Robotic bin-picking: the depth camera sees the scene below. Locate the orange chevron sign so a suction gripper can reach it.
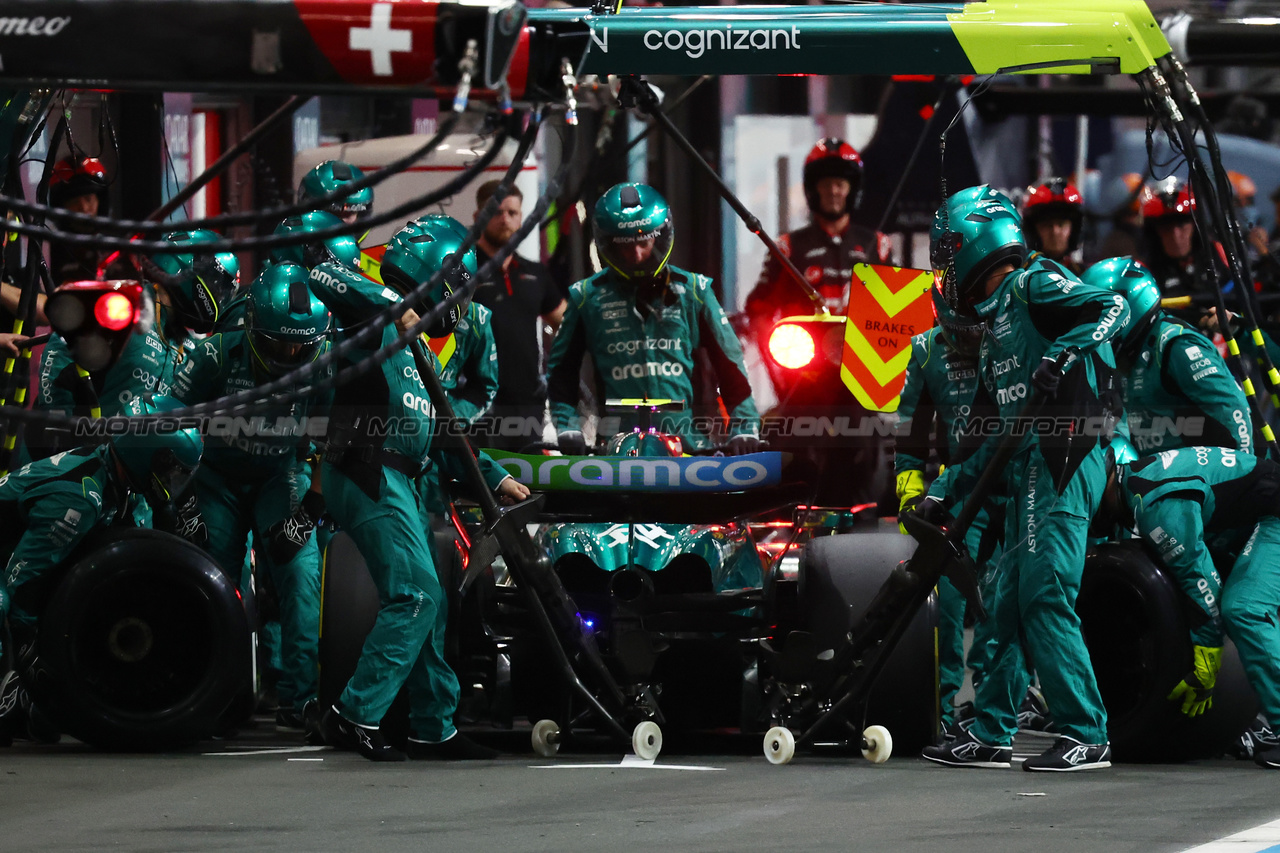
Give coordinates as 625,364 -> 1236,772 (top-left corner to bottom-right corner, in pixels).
427,330 -> 457,367
840,263 -> 934,412
359,243 -> 387,283
360,243 -> 457,368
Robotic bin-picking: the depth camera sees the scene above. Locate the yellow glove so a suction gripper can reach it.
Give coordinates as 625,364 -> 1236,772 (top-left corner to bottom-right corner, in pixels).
1167,645 -> 1223,717
896,469 -> 925,535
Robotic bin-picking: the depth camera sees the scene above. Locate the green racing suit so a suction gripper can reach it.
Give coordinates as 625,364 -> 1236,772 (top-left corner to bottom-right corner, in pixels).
33,287 -> 188,458
308,260 -> 508,739
1,446 -> 129,658
930,261 -> 1131,747
420,300 -> 504,520
1119,446 -> 1280,731
1122,316 -> 1252,455
895,327 -> 1005,724
171,330 -> 333,713
546,266 -> 759,449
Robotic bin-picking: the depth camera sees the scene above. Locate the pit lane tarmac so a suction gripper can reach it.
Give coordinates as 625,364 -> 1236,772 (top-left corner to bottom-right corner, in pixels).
2,724 -> 1278,853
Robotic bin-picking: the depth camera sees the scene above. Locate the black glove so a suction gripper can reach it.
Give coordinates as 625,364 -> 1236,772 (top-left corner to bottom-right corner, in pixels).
265,490 -> 325,565
1030,355 -> 1065,398
900,496 -> 953,543
557,430 -> 587,456
174,493 -> 209,548
727,433 -> 763,455
912,495 -> 948,527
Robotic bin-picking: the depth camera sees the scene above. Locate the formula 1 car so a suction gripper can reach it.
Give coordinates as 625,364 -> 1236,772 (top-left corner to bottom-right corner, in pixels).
319,400 -> 940,761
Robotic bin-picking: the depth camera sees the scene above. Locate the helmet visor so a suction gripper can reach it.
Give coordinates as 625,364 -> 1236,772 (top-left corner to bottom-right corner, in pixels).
598,230 -> 672,280
150,447 -> 199,505
251,331 -> 323,376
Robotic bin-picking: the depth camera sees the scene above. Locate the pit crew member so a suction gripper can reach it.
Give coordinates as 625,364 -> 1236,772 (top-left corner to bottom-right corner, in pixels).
745,138 -> 892,328
171,262 -> 333,731
1096,441 -> 1280,770
0,394 -> 202,677
916,185 -> 1129,772
1021,178 -> 1085,275
547,182 -> 761,454
1080,256 -> 1252,455
307,215 -> 526,761
33,230 -> 239,460
895,284 -> 1005,737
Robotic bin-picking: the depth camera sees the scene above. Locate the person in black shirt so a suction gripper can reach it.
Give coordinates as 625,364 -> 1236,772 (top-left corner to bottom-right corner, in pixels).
744,137 -> 892,327
470,181 -> 566,451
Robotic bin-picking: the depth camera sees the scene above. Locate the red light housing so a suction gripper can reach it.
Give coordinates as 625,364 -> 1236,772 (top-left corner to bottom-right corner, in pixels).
95,292 -> 136,331
46,280 -> 146,371
768,323 -> 816,370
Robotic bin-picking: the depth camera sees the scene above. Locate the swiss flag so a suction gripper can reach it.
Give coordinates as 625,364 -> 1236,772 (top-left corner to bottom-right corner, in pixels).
295,0 -> 437,84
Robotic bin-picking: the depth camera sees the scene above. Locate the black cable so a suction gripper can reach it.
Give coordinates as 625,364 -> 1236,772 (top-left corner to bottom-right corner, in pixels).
0,110 -> 552,429
0,117 -> 509,255
1140,63 -> 1280,459
0,106 -> 470,236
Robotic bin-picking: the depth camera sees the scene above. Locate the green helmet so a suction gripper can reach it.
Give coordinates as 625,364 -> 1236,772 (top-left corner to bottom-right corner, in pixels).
930,286 -> 984,359
270,211 -> 361,270
930,185 -> 1026,316
607,430 -> 682,458
246,262 -> 331,379
382,214 -> 478,338
593,183 -> 674,281
111,394 -> 203,507
1080,256 -> 1161,348
142,229 -> 240,333
298,160 -> 372,221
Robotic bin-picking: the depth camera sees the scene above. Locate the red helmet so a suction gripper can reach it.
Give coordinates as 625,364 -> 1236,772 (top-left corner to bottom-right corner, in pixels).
50,156 -> 108,207
803,137 -> 864,219
1142,181 -> 1195,222
1119,173 -> 1154,216
1021,177 -> 1084,252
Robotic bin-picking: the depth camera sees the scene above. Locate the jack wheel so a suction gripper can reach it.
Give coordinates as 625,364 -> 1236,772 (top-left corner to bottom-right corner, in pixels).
531,718 -> 561,758
632,720 -> 662,761
862,724 -> 892,763
763,725 -> 796,765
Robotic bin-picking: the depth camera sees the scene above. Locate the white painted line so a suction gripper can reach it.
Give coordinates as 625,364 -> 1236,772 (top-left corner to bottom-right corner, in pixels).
529,756 -> 724,772
1180,816 -> 1280,852
203,746 -> 329,757
287,758 -> 325,762
1017,792 -> 1046,797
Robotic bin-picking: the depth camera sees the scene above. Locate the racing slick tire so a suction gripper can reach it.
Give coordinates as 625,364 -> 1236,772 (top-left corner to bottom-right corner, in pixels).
1077,542 -> 1258,762
27,528 -> 252,751
318,532 -> 412,745
798,531 -> 938,755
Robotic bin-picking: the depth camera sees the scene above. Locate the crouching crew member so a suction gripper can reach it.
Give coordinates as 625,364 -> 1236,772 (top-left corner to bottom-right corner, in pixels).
171,262 -> 333,731
1097,441 -> 1280,770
